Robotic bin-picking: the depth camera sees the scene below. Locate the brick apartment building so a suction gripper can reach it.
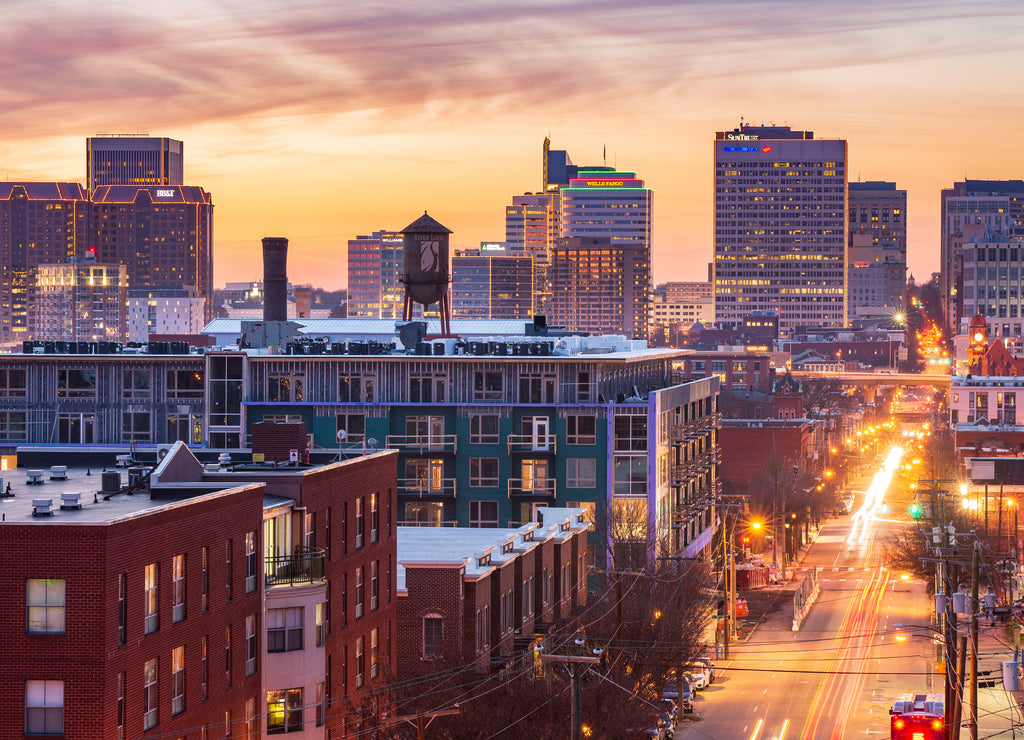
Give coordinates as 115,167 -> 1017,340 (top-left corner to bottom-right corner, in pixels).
396,508 -> 590,678
718,418 -> 826,488
1,439 -> 398,739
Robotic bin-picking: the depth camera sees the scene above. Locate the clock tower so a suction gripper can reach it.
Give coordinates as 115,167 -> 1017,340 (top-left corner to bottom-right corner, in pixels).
967,314 -> 989,372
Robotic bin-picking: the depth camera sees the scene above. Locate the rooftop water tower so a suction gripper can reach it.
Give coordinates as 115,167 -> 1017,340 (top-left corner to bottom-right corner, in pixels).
400,212 -> 453,335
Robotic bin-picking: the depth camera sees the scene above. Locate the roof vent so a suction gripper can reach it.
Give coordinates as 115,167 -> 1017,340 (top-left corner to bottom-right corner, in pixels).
60,493 -> 82,510
32,498 -> 53,517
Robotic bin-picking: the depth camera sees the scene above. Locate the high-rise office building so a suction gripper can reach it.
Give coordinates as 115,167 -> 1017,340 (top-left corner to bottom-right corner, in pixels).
0,183 -> 90,341
505,193 -> 556,315
551,237 -> 650,339
452,243 -> 533,319
713,125 -> 848,336
91,185 -> 214,321
30,256 -> 128,341
847,181 -> 907,323
346,231 -> 405,318
940,180 -> 1024,330
87,135 -> 184,191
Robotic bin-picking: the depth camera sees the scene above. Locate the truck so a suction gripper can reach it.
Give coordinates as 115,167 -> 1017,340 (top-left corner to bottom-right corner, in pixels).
889,693 -> 944,739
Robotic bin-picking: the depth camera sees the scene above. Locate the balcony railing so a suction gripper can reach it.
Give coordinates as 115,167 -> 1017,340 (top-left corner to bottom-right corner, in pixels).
265,548 -> 326,588
508,478 -> 556,497
385,434 -> 458,453
397,477 -> 456,497
507,434 -> 557,454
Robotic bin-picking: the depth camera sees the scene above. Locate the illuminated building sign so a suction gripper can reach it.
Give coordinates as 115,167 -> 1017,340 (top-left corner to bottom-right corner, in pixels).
579,180 -> 643,188
726,133 -> 759,140
480,244 -> 504,252
723,146 -> 774,153
156,189 -> 175,197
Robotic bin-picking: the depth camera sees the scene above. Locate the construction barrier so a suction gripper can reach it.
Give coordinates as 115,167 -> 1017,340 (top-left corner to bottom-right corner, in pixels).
792,568 -> 820,631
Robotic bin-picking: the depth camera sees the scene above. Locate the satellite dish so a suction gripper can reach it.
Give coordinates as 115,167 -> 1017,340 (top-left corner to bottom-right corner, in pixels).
367,438 -> 378,449
336,429 -> 347,442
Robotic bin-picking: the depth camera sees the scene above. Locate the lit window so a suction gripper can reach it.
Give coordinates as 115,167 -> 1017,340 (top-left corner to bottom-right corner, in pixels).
25,680 -> 63,736
26,579 -> 65,634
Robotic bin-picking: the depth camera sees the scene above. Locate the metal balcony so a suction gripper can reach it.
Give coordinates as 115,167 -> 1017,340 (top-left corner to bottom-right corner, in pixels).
508,478 -> 556,497
397,477 -> 456,497
507,434 -> 557,454
265,548 -> 326,588
385,434 -> 458,453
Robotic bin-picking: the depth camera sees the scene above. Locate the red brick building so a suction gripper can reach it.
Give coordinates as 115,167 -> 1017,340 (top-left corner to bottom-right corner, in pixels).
718,419 -> 825,488
396,508 -> 590,679
2,440 -> 398,739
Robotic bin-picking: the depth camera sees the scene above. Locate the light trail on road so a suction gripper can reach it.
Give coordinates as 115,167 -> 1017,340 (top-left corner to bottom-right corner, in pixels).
847,446 -> 903,545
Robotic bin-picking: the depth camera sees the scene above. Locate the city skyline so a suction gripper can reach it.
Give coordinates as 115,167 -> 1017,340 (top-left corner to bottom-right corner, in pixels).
3,0 -> 1023,289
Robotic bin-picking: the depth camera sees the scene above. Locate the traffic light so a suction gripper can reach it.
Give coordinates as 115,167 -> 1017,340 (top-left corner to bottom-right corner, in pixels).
910,503 -> 922,518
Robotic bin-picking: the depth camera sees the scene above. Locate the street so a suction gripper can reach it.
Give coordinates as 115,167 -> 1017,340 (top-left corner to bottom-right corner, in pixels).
679,452 -> 938,739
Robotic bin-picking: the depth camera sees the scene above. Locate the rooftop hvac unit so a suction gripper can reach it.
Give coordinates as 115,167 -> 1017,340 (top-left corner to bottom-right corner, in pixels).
101,471 -> 121,494
157,444 -> 174,462
32,499 -> 53,517
60,493 -> 82,510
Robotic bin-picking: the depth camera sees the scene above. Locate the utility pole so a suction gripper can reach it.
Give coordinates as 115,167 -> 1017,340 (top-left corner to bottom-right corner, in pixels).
539,637 -> 602,740
385,707 -> 461,739
969,543 -> 980,740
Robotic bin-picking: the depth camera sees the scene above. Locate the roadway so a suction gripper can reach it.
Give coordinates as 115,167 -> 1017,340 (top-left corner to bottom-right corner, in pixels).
678,448 -> 938,740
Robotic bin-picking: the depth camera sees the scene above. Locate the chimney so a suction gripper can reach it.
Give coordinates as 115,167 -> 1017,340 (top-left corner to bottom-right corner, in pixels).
262,237 -> 288,322
295,286 -> 312,319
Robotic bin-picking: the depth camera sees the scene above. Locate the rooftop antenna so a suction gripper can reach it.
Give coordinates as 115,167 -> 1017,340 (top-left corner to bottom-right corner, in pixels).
603,144 -> 606,166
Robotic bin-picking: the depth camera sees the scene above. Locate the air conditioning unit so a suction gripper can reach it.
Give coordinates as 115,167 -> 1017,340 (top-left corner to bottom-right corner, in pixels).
157,444 -> 174,462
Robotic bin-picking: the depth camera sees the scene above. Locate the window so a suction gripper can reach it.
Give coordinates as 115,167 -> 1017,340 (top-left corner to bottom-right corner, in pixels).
423,615 -> 444,658
246,697 -> 257,740
25,680 -> 63,736
470,414 -> 500,444
167,369 -> 205,398
267,607 -> 303,652
245,615 -> 257,676
370,561 -> 379,611
404,500 -> 443,526
315,682 -> 326,727
117,673 -> 125,740
473,370 -> 503,400
304,512 -> 315,550
370,493 -> 379,544
469,500 -> 499,528
57,367 -> 96,398
0,410 -> 27,441
201,636 -> 209,700
268,372 -> 304,402
355,636 -> 365,688
122,369 -> 151,399
172,555 -> 185,622
409,371 -> 446,402
144,564 -> 159,634
576,371 -> 592,402
370,628 -> 379,679
245,532 -> 257,593
267,688 -> 303,734
0,367 -> 27,397
167,412 -> 203,445
355,567 -> 364,618
335,413 -> 365,443
201,547 -> 209,611
566,415 -> 597,445
118,573 -> 127,644
143,659 -> 158,730
356,498 -> 364,548
315,603 -> 326,647
26,579 -> 65,634
225,540 -> 233,602
469,458 -> 499,487
338,372 -> 375,402
122,410 -> 152,442
518,371 -> 556,403
172,646 -> 186,715
523,577 -> 534,618
614,414 -> 647,451
566,458 -> 597,488
225,625 -> 232,688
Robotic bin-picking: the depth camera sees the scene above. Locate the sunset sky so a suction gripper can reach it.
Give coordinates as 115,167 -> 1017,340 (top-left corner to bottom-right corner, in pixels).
2,0 -> 1023,290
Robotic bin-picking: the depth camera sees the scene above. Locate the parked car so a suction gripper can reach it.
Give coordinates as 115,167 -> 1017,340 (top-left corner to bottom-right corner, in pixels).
687,663 -> 710,690
693,656 -> 716,684
662,679 -> 694,714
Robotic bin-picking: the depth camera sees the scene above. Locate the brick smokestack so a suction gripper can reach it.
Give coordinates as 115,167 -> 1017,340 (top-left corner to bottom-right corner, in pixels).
262,237 -> 288,322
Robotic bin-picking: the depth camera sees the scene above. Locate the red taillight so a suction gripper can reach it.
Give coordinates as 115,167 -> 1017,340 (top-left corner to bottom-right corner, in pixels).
931,720 -> 942,729
894,719 -> 905,729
